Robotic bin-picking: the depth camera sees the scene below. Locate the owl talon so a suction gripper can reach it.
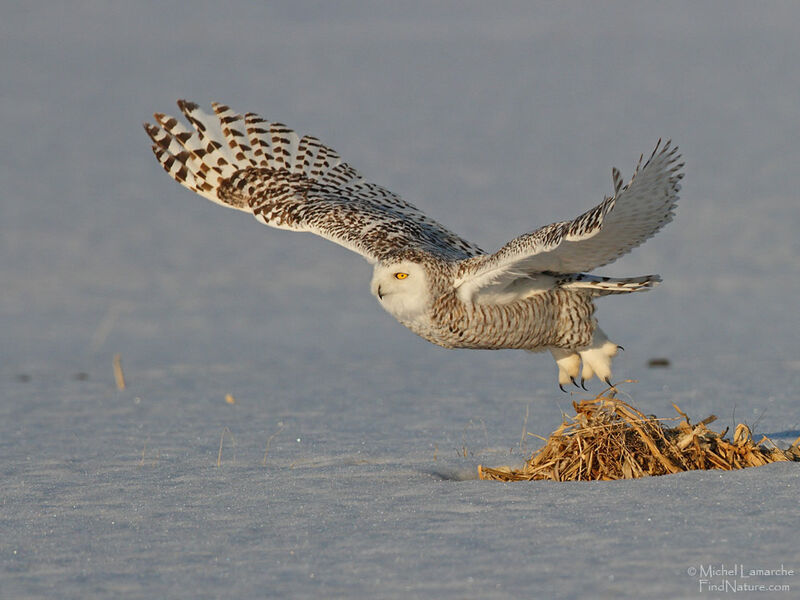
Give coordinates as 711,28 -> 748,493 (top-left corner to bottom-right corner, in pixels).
551,348 -> 581,393
580,378 -> 588,390
571,376 -> 580,388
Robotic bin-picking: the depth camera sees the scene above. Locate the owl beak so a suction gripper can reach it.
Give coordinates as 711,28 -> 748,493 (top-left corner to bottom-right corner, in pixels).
377,285 -> 384,300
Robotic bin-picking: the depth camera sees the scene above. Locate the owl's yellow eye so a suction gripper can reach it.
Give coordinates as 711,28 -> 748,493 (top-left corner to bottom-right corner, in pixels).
394,272 -> 409,280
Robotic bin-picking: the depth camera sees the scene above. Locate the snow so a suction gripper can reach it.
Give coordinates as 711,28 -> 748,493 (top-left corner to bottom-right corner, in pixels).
2,2 -> 799,598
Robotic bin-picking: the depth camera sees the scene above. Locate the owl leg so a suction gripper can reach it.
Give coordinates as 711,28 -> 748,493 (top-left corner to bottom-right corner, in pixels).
578,328 -> 619,387
549,348 -> 582,392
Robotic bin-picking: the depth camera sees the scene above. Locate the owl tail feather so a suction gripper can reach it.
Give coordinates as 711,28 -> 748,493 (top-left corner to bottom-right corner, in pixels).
560,274 -> 661,296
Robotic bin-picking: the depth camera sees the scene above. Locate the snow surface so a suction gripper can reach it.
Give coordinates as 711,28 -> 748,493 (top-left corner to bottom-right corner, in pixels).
2,2 -> 799,598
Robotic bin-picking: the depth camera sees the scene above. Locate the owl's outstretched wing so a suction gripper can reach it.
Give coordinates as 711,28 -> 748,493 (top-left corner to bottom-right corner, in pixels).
455,141 -> 683,302
144,101 -> 483,264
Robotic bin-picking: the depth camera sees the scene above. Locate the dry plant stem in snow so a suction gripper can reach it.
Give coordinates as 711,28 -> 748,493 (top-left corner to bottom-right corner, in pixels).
479,388 -> 796,482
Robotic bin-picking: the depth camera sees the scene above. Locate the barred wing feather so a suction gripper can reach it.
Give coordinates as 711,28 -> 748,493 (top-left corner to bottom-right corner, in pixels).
145,101 -> 483,264
455,141 -> 683,301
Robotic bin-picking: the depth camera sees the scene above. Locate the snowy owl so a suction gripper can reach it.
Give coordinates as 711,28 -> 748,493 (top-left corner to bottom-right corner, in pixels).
144,101 -> 682,390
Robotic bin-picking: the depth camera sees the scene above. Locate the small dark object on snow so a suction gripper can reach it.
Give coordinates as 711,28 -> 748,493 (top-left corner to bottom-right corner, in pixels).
647,357 -> 671,368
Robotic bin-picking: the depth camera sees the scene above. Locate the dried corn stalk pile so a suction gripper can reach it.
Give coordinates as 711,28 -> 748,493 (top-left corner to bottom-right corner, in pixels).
479,393 -> 797,482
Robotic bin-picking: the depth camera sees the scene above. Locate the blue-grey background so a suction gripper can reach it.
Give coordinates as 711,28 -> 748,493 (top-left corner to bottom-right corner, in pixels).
2,2 -> 799,598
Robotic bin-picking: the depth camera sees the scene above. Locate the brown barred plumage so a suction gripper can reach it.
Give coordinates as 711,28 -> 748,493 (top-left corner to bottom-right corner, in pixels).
144,101 -> 683,389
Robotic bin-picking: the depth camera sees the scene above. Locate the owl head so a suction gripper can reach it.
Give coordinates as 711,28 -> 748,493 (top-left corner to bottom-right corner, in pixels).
370,259 -> 432,323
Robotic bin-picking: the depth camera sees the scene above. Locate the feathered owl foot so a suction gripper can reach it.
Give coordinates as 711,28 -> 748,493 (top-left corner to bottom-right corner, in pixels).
550,329 -> 619,391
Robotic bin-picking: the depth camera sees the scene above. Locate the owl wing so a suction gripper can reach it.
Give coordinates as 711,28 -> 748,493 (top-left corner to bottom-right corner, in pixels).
144,101 -> 483,264
455,141 -> 683,302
